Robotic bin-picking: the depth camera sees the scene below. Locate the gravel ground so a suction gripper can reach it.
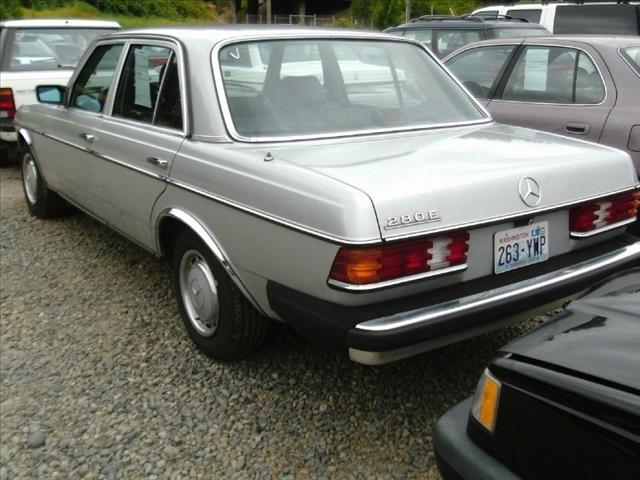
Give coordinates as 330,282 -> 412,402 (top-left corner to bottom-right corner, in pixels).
1,162 -> 550,479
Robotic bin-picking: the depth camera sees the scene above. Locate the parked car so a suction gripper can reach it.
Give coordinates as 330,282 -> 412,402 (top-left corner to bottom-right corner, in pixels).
14,27 -> 640,365
384,15 -> 549,58
444,36 -> 640,176
472,1 -> 640,35
434,268 -> 640,479
0,19 -> 121,162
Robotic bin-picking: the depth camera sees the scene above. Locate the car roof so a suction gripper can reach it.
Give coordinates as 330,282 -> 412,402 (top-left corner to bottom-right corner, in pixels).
390,15 -> 547,30
447,35 -> 640,52
111,25 -> 406,43
0,19 -> 121,28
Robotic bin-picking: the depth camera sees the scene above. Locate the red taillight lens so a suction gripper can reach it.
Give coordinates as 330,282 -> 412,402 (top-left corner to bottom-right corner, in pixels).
0,88 -> 16,120
569,191 -> 640,233
329,232 -> 469,286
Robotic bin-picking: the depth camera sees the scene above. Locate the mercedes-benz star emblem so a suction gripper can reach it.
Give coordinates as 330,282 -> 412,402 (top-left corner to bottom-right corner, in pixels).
518,177 -> 541,207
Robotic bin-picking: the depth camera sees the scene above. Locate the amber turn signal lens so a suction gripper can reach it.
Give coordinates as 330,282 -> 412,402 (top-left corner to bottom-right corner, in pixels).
470,369 -> 502,433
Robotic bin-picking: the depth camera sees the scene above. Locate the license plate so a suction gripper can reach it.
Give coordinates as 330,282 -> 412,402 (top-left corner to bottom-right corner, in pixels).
494,222 -> 549,274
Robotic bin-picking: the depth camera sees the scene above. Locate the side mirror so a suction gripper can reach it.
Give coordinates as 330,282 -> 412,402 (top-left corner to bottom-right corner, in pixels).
36,85 -> 66,105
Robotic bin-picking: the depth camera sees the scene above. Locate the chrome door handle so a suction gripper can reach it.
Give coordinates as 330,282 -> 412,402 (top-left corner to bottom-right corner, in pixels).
147,156 -> 168,169
79,132 -> 95,143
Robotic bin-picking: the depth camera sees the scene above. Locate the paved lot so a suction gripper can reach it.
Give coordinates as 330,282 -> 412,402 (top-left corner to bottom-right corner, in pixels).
1,162 -> 549,479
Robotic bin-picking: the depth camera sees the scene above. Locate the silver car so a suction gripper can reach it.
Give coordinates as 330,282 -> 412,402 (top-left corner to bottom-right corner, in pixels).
14,27 -> 640,365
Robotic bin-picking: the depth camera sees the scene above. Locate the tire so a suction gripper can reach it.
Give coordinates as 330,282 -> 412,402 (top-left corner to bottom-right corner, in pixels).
21,148 -> 67,218
172,230 -> 269,360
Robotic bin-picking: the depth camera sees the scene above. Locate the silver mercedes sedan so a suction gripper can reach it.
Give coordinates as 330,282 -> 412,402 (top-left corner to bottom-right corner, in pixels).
14,27 -> 640,365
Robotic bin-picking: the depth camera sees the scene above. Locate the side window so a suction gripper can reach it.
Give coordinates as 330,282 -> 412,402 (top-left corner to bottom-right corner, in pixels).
554,5 -> 639,35
446,45 -> 517,98
434,30 -> 482,58
155,54 -> 183,130
113,45 -> 172,124
506,9 -> 542,23
404,29 -> 433,51
502,46 -> 574,103
69,43 -> 123,112
574,51 -> 605,104
475,10 -> 499,18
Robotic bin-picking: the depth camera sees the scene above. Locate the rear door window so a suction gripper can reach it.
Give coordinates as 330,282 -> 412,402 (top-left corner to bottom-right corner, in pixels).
501,46 -> 605,104
404,29 -> 433,51
554,5 -> 639,35
69,43 -> 123,113
113,44 -> 183,130
506,9 -> 542,23
434,30 -> 482,58
446,45 -> 518,98
620,46 -> 640,77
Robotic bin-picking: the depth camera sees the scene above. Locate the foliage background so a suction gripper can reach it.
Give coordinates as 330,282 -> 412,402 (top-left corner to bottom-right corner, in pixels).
2,0 -> 481,29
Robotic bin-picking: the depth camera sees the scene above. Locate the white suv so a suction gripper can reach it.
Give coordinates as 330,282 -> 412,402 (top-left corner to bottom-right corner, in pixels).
0,19 -> 120,161
472,2 -> 640,35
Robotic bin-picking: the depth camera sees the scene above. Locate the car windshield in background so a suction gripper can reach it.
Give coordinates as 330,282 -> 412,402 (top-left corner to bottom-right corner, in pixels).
217,39 -> 486,140
493,28 -> 549,38
4,28 -> 117,71
620,46 -> 640,76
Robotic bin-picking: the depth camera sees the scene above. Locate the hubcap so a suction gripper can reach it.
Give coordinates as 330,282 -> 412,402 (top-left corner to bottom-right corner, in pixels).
23,154 -> 38,206
179,250 -> 219,337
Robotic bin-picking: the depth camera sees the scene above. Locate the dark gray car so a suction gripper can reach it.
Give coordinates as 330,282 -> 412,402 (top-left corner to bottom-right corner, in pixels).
444,36 -> 640,175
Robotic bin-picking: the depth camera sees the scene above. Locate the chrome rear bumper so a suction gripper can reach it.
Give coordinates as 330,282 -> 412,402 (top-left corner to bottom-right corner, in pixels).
349,239 -> 640,364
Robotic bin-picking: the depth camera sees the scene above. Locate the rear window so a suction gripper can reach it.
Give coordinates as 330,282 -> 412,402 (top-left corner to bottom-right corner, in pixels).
506,9 -> 542,23
1,28 -> 118,71
554,5 -> 640,35
620,46 -> 640,76
492,27 -> 549,39
217,39 -> 486,140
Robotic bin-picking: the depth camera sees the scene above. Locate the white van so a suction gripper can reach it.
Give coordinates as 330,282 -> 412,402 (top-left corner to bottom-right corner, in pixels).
471,2 -> 640,34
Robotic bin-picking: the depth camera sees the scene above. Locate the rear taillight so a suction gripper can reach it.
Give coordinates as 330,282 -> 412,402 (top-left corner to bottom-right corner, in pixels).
569,191 -> 640,234
0,88 -> 16,120
329,232 -> 469,286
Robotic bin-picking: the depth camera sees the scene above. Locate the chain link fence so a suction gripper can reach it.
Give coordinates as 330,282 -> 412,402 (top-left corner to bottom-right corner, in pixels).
241,14 -> 373,29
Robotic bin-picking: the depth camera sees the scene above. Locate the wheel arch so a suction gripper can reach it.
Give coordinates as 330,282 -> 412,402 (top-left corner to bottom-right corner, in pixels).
155,207 -> 266,315
17,128 -> 32,152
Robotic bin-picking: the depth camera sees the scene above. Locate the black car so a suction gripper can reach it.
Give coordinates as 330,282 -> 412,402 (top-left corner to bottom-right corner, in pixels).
384,15 -> 550,58
434,268 -> 640,479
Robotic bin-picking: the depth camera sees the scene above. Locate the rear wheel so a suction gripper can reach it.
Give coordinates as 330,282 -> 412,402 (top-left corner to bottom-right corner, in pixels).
21,149 -> 66,218
172,230 -> 269,359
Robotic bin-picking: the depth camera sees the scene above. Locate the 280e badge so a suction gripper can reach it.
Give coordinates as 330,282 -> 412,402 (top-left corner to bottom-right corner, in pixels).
385,210 -> 441,230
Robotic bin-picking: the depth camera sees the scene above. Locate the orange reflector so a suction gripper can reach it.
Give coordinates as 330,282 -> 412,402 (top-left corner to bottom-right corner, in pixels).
471,369 -> 501,433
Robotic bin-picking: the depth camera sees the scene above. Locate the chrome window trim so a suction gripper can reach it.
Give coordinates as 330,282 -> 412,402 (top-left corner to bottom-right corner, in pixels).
327,264 -> 467,292
496,42 -> 609,107
210,33 -> 491,143
66,39 -> 127,116
570,217 -> 637,238
384,185 -> 640,243
108,38 -> 188,136
618,45 -> 640,79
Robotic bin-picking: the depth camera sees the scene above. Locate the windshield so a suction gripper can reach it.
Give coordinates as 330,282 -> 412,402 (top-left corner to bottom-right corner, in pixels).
3,28 -> 118,71
493,28 -> 549,39
217,39 -> 486,140
620,46 -> 640,76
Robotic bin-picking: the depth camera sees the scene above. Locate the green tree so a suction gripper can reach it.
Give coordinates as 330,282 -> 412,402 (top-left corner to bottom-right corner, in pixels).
1,0 -> 23,19
371,0 -> 404,30
351,0 -> 373,20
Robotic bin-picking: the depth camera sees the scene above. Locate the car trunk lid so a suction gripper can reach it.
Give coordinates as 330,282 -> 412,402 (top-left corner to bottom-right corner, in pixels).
268,123 -> 637,240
